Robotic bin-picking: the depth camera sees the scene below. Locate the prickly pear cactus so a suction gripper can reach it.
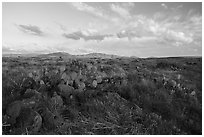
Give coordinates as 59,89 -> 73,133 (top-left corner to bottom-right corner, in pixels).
6,101 -> 22,125
51,92 -> 63,110
30,111 -> 42,134
92,80 -> 97,88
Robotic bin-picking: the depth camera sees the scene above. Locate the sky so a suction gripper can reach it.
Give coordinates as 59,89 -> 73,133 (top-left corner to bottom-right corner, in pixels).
2,2 -> 202,57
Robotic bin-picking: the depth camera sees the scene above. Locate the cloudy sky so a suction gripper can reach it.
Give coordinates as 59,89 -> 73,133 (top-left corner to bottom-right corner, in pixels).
2,2 -> 202,57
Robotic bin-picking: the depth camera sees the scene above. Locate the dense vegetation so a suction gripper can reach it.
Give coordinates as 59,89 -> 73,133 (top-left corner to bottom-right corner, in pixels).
2,55 -> 202,135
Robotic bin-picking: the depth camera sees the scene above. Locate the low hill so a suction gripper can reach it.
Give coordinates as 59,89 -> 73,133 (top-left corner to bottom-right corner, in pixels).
76,53 -> 120,59
37,52 -> 121,59
38,52 -> 73,58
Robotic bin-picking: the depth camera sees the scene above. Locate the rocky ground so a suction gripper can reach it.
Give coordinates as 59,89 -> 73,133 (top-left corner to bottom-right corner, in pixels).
2,56 -> 202,135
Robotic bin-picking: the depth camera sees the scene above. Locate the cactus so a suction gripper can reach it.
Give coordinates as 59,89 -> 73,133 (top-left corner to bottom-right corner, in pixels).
92,80 -> 97,88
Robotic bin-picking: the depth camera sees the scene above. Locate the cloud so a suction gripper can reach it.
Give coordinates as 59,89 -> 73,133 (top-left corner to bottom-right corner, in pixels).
163,30 -> 193,44
177,5 -> 183,9
2,46 -> 14,53
55,22 -> 67,31
121,2 -> 135,8
117,29 -> 144,40
71,3 -> 123,24
17,24 -> 43,36
171,4 -> 183,11
189,15 -> 202,25
63,32 -> 81,40
71,3 -> 109,20
63,30 -> 113,41
110,4 -> 130,18
114,13 -> 196,46
161,3 -> 168,9
60,11 -> 196,46
153,12 -> 166,20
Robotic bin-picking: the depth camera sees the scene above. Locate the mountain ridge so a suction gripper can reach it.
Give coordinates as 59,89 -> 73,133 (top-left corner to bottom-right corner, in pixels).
2,52 -> 123,59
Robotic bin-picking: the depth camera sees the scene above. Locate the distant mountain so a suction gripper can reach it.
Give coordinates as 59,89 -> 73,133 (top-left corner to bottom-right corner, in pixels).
3,52 -> 122,59
129,56 -> 139,58
38,52 -> 73,58
37,52 -> 120,59
76,53 -> 120,59
2,53 -> 38,57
